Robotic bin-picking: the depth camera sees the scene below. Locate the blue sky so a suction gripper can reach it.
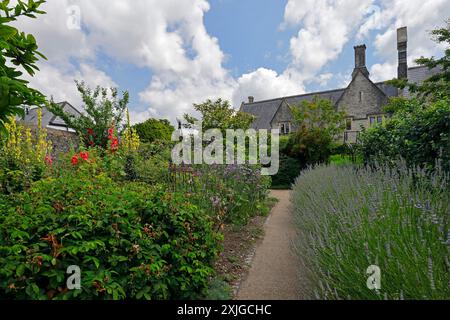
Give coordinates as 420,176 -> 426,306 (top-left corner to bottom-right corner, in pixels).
18,0 -> 449,123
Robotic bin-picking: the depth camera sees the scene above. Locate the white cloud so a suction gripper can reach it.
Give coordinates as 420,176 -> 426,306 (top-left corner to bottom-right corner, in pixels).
12,0 -> 449,125
23,63 -> 117,108
232,68 -> 304,106
284,0 -> 374,79
370,62 -> 397,82
360,0 -> 450,74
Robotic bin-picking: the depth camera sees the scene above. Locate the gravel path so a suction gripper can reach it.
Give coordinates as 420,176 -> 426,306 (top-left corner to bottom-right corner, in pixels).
236,189 -> 301,300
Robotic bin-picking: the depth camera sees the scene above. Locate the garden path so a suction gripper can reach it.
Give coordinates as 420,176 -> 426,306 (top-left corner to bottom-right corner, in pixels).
236,190 -> 301,300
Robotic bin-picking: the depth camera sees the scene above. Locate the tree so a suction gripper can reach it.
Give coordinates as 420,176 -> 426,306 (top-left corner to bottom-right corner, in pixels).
388,19 -> 449,101
48,81 -> 129,149
0,0 -> 47,134
287,96 -> 346,165
184,98 -> 255,132
132,118 -> 174,143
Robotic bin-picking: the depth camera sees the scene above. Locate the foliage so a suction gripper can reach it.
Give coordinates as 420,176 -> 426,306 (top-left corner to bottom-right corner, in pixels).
287,96 -> 346,166
132,117 -> 174,144
171,164 -> 271,226
0,112 -> 51,193
0,171 -> 222,299
291,163 -> 450,299
184,98 -> 255,132
270,154 -> 301,189
359,23 -> 450,172
358,97 -> 450,172
48,81 -> 129,149
0,0 -> 47,134
388,20 -> 449,101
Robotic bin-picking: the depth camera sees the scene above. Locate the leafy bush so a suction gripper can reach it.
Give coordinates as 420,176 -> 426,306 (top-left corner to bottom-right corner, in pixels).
270,154 -> 301,189
0,113 -> 51,193
132,118 -> 174,144
358,98 -> 450,172
171,164 -> 271,226
291,163 -> 449,299
0,173 -> 222,299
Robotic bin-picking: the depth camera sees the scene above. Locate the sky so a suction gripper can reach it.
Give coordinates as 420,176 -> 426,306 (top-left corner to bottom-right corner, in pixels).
14,0 -> 450,124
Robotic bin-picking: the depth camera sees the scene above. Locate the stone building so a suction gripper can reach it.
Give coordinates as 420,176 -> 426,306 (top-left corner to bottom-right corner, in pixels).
240,27 -> 439,143
20,101 -> 81,154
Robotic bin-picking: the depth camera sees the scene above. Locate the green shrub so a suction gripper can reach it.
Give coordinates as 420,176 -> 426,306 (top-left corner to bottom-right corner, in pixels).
358,98 -> 450,172
0,173 -> 221,300
172,164 -> 271,226
270,154 -> 301,188
291,163 -> 449,299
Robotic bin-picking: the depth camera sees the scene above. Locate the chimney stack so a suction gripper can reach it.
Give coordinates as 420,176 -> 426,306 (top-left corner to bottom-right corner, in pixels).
352,44 -> 369,78
248,96 -> 254,103
397,26 -> 408,79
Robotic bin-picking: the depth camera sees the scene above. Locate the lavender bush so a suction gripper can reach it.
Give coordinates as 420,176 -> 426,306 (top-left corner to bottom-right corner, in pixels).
291,162 -> 449,299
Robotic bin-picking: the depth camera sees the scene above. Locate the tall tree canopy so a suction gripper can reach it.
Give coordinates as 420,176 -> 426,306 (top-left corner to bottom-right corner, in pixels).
184,98 -> 255,132
132,118 -> 174,143
0,0 -> 47,134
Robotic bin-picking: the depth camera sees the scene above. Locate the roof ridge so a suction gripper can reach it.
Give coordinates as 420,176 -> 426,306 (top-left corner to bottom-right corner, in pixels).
242,87 -> 346,106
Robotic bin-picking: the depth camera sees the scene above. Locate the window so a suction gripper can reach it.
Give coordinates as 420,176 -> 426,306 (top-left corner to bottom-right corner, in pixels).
346,118 -> 352,131
369,115 -> 384,126
279,122 -> 291,135
359,91 -> 364,102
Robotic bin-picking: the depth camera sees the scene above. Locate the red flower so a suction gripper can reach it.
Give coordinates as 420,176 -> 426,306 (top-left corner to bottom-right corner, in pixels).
87,128 -> 94,136
110,138 -> 119,151
108,127 -> 114,139
71,155 -> 79,165
45,155 -> 53,165
79,152 -> 89,161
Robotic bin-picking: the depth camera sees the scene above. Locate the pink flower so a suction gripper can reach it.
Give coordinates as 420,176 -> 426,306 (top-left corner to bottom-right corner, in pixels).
45,155 -> 53,165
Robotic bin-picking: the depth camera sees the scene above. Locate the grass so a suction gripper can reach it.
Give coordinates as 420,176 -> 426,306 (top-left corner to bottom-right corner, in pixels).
329,154 -> 363,166
291,163 -> 450,299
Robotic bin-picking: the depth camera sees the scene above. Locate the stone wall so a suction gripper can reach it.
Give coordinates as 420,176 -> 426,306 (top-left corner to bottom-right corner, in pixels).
23,124 -> 80,156
337,71 -> 388,119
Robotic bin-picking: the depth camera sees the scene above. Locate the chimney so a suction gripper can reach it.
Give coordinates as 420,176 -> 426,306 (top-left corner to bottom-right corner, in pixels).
397,26 -> 408,79
248,96 -> 254,103
352,44 -> 369,78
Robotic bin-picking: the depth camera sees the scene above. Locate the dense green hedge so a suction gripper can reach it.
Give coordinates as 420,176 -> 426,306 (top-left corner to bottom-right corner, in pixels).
270,154 -> 301,189
358,98 -> 450,172
292,164 -> 450,299
0,174 -> 221,299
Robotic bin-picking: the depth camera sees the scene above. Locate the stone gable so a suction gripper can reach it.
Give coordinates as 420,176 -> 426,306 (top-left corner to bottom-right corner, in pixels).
336,70 -> 388,119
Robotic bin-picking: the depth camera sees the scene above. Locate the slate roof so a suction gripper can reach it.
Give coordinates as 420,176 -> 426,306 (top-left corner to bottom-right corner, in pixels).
241,65 -> 439,129
22,102 -> 81,130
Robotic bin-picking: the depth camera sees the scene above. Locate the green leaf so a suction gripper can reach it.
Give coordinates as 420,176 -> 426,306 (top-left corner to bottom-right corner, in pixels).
16,264 -> 25,276
0,24 -> 17,38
